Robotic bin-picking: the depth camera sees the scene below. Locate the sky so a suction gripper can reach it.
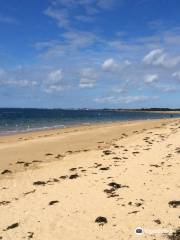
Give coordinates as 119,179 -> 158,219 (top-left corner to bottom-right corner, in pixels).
0,0 -> 180,108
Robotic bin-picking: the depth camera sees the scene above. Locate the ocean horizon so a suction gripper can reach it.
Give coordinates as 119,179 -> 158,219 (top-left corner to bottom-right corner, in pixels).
0,108 -> 179,135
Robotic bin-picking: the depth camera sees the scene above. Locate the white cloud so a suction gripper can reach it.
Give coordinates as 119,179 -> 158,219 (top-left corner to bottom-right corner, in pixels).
102,58 -> 118,71
172,71 -> 180,79
44,0 -> 120,29
47,69 -> 63,84
79,78 -> 96,88
143,49 -> 165,65
44,7 -> 69,28
79,68 -> 97,88
162,86 -> 177,92
144,74 -> 158,83
44,69 -> 71,92
124,60 -> 131,66
0,69 -> 6,78
81,68 -> 96,78
112,87 -> 126,93
102,58 -> 131,72
0,14 -> 18,25
44,85 -> 67,93
0,78 -> 37,87
143,49 -> 180,68
94,95 -> 158,104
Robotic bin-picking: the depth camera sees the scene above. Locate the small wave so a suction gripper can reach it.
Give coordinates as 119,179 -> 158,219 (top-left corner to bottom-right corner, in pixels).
0,124 -> 66,136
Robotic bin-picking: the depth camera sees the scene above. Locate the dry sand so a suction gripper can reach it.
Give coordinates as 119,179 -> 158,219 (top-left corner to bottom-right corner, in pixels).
0,118 -> 180,240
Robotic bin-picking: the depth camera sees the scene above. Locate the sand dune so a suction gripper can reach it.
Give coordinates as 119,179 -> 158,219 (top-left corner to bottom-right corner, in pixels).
0,118 -> 179,240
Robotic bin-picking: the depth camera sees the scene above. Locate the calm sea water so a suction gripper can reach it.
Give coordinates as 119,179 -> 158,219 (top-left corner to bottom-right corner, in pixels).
0,108 -> 179,135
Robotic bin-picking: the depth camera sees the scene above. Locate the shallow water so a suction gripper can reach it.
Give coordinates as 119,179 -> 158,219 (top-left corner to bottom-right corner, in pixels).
0,108 -> 179,135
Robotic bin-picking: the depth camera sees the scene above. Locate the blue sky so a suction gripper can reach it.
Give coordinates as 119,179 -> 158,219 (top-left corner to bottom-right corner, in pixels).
0,0 -> 180,108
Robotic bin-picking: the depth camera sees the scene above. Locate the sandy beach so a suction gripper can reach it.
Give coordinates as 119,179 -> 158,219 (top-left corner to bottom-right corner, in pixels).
0,118 -> 180,240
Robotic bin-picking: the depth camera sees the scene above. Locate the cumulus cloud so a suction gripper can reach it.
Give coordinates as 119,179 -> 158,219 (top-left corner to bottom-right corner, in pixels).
44,69 -> 71,92
143,49 -> 180,68
44,7 -> 70,28
6,79 -> 37,87
102,58 -> 118,71
79,68 -> 97,88
47,69 -> 63,84
144,74 -> 158,83
94,95 -> 158,104
0,68 -> 37,87
172,71 -> 180,80
112,87 -> 126,93
79,78 -> 96,88
143,49 -> 164,65
44,0 -> 120,29
161,86 -> 177,93
102,58 -> 130,72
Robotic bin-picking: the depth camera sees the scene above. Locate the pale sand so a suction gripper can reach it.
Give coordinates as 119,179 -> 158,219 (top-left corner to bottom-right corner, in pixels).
0,118 -> 179,239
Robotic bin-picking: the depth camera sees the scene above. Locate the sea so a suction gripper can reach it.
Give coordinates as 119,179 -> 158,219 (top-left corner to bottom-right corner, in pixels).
0,108 -> 179,135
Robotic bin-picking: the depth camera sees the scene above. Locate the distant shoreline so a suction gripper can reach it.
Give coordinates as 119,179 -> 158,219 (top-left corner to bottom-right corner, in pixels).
113,109 -> 180,114
0,107 -> 180,112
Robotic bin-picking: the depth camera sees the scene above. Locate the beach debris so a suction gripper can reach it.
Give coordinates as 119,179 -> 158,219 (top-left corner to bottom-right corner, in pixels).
32,160 -> 42,163
154,219 -> 161,224
168,200 -> 180,208
27,232 -> 34,239
59,175 -> 68,179
103,150 -> 113,155
108,182 -> 128,189
167,228 -> 180,240
16,161 -> 25,164
24,162 -> 31,167
175,148 -> 180,154
135,202 -> 143,207
0,201 -> 10,206
55,154 -> 64,159
132,151 -> 140,154
52,178 -> 59,182
104,182 -> 128,198
23,189 -> 36,196
150,164 -> 161,168
46,178 -> 59,184
70,168 -> 77,171
100,167 -> 109,171
108,182 -> 121,189
45,153 -> 53,156
128,200 -> 143,207
114,145 -> 119,148
94,163 -> 102,168
69,174 -> 79,179
104,187 -> 119,198
49,200 -> 59,206
95,216 -> 108,226
128,211 -> 139,214
122,133 -> 128,137
33,181 -> 46,186
112,157 -> 121,160
5,222 -> 19,231
1,169 -> 12,175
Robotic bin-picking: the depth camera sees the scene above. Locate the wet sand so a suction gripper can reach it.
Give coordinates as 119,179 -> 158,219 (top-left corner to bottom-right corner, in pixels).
0,118 -> 180,239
